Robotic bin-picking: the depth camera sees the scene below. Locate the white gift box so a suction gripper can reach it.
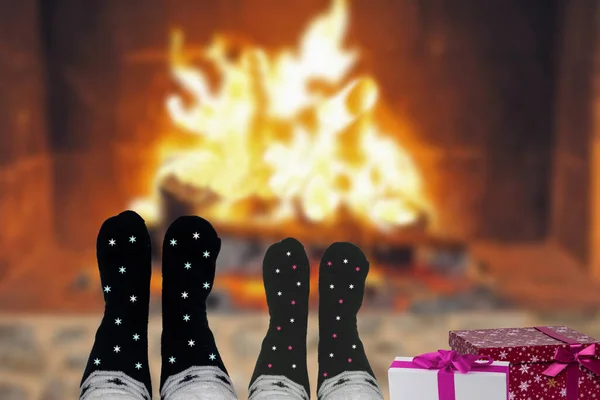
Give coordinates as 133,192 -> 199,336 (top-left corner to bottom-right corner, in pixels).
388,356 -> 509,400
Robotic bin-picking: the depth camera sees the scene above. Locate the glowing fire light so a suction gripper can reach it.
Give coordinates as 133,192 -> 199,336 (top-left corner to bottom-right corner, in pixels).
152,0 -> 427,229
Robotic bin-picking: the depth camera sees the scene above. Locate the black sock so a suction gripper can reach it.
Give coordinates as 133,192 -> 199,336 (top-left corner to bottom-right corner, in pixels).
316,242 -> 383,400
248,238 -> 311,400
159,216 -> 237,399
80,210 -> 152,400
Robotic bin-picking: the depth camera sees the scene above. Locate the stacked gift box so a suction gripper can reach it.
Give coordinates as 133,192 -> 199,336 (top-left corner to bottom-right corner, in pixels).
388,326 -> 600,400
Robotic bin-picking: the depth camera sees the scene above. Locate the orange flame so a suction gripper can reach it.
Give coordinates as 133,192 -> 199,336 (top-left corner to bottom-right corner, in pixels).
145,0 -> 428,230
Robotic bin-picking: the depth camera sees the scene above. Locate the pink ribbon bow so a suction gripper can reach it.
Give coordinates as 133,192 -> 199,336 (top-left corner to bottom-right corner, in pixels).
413,349 -> 494,374
543,343 -> 600,377
409,350 -> 498,400
535,326 -> 600,400
540,343 -> 600,400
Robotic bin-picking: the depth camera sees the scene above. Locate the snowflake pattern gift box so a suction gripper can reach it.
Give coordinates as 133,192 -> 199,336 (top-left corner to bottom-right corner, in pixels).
449,326 -> 600,400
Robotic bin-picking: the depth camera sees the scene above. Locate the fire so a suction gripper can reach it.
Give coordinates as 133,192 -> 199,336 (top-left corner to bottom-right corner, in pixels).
150,0 -> 428,229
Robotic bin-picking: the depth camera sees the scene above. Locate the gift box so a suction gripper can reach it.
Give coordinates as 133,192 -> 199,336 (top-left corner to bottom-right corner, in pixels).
449,326 -> 600,400
388,350 -> 509,400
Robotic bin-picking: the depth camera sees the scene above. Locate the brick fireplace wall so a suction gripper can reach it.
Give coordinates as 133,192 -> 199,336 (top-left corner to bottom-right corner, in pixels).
551,0 -> 598,272
0,1 -> 52,279
39,0 -> 167,249
0,0 -> 562,275
361,0 -> 557,241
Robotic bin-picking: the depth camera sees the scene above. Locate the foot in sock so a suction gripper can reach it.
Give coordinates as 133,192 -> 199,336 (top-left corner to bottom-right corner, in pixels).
317,242 -> 383,400
80,210 -> 153,400
160,216 -> 237,400
248,238 -> 311,400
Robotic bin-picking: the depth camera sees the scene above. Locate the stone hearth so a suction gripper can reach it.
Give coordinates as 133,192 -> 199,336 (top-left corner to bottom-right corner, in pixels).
1,311 -> 600,400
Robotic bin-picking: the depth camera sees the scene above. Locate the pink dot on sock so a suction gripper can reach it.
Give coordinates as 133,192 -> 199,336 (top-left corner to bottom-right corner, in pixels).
327,261 -> 332,266
292,265 -> 297,270
348,358 -> 352,363
291,300 -> 296,305
355,267 -> 360,271
288,345 -> 293,350
332,333 -> 337,338
339,299 -> 344,304
276,326 -> 281,331
268,363 -> 272,368
323,372 -> 328,377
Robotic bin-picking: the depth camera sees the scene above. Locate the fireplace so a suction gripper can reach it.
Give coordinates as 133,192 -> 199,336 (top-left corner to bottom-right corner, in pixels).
1,0 -> 599,312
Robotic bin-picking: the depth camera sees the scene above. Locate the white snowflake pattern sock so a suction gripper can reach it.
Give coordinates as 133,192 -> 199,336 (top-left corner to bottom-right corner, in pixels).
80,210 -> 153,400
159,216 -> 238,400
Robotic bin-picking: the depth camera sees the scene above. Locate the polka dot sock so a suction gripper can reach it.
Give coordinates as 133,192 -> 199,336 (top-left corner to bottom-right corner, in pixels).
316,242 -> 383,400
159,216 -> 238,400
80,210 -> 153,400
248,238 -> 311,400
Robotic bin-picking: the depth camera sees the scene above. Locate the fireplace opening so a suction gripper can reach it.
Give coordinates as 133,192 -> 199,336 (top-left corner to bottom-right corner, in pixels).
131,0 -> 466,309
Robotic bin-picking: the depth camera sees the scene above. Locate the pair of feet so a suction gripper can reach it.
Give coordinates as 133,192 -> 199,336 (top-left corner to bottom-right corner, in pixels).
80,211 -> 234,399
249,238 -> 383,400
80,211 -> 383,399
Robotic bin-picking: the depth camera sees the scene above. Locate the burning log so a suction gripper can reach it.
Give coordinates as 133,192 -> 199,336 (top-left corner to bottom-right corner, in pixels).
159,170 -> 431,245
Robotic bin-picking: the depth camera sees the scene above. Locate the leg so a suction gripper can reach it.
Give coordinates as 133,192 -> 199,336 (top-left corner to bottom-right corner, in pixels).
248,238 -> 311,400
80,210 -> 153,400
160,216 -> 237,400
317,242 -> 383,400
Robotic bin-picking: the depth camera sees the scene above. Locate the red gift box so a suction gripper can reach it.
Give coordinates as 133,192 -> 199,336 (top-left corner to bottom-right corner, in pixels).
449,326 -> 600,400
